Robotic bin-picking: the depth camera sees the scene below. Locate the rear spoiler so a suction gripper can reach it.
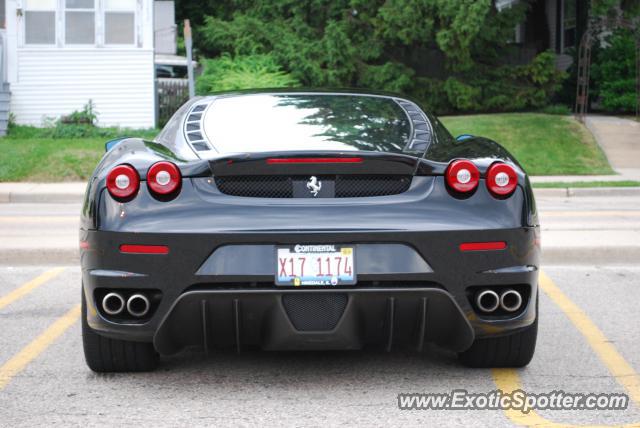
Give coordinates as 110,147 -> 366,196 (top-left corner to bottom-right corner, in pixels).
209,151 -> 443,176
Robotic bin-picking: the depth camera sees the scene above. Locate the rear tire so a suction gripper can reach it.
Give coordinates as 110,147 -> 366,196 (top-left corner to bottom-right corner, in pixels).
82,289 -> 158,372
459,301 -> 538,368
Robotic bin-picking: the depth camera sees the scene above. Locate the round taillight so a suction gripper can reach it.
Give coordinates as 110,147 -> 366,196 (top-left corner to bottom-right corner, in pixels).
486,162 -> 518,196
147,161 -> 181,195
106,164 -> 140,200
446,159 -> 480,193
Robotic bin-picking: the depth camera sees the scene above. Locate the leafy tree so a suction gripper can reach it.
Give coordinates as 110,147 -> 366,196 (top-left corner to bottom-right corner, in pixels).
591,29 -> 638,112
187,0 -> 566,113
591,0 -> 640,19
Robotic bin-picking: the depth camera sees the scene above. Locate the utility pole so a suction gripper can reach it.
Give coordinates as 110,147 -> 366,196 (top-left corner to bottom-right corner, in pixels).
184,19 -> 195,99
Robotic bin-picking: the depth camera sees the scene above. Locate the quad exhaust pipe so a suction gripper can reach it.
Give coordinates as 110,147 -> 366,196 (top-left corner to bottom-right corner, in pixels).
102,292 -> 125,316
499,289 -> 523,312
476,289 -> 500,313
475,289 -> 523,313
127,294 -> 150,318
101,292 -> 151,318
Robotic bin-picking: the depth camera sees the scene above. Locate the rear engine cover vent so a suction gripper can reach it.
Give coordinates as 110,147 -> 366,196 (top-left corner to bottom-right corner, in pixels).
183,102 -> 212,152
215,175 -> 412,198
395,99 -> 433,153
282,294 -> 348,331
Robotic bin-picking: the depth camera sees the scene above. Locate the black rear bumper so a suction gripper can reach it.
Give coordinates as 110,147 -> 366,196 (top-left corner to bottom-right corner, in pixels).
80,225 -> 539,355
153,288 -> 474,355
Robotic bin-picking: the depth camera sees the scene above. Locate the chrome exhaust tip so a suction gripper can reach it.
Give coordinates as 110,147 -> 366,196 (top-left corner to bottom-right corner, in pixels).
500,289 -> 523,312
102,292 -> 125,316
127,294 -> 150,318
476,289 -> 500,313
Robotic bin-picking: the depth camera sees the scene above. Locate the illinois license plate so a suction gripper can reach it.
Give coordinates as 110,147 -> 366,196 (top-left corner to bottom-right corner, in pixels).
276,244 -> 356,286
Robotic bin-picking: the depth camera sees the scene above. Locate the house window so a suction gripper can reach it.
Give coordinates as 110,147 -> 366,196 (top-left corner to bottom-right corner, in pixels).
104,0 -> 136,45
23,0 -> 138,47
65,0 -> 95,44
563,0 -> 576,49
24,0 -> 56,45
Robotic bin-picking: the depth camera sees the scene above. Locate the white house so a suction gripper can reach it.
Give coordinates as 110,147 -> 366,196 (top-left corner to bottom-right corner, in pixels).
2,0 -> 156,129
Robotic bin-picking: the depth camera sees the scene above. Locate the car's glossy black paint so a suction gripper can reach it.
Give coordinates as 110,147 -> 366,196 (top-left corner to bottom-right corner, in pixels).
80,90 -> 540,356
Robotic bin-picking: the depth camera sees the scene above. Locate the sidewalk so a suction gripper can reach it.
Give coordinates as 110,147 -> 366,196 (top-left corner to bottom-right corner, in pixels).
0,182 -> 86,203
585,115 -> 640,171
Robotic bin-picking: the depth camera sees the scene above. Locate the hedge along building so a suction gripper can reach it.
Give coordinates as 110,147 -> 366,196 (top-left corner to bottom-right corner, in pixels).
1,0 -> 156,129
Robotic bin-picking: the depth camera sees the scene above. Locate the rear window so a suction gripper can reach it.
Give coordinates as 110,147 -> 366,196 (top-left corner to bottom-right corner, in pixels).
201,94 -> 414,154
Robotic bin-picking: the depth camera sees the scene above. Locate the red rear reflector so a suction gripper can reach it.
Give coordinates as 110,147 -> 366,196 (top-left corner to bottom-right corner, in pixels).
459,241 -> 507,252
267,157 -> 363,164
79,241 -> 90,250
120,244 -> 169,254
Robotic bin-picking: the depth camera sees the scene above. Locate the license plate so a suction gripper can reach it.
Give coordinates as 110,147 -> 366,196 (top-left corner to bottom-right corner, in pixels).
276,244 -> 356,286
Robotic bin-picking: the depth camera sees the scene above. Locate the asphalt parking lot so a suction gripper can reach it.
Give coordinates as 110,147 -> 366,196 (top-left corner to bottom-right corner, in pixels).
1,195 -> 640,426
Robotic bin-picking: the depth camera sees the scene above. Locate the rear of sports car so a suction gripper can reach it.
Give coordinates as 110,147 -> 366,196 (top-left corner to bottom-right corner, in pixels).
80,92 -> 540,372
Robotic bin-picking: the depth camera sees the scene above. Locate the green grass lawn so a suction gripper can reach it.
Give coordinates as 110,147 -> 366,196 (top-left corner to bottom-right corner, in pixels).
441,113 -> 614,176
0,113 -> 613,181
0,126 -> 157,182
0,137 -> 107,182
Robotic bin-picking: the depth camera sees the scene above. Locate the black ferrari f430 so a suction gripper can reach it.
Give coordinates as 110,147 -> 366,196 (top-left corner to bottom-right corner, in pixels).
80,90 -> 540,372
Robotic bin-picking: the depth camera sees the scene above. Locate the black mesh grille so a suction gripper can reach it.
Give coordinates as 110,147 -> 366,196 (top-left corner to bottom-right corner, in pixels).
215,175 -> 411,198
335,176 -> 412,198
282,294 -> 348,331
216,176 -> 293,198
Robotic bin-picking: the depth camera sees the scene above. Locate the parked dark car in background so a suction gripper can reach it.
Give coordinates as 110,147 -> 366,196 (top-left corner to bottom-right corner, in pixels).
80,90 -> 540,372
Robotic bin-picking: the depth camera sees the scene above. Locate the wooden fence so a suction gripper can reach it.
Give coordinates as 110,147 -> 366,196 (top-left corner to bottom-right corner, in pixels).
156,79 -> 190,126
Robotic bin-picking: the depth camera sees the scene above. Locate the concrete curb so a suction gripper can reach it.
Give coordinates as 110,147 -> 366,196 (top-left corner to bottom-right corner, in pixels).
0,192 -> 85,203
533,187 -> 640,198
0,183 -> 87,204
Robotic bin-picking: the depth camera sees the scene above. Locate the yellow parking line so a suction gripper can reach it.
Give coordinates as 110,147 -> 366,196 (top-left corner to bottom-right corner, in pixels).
492,368 -> 634,428
539,271 -> 640,406
491,271 -> 640,427
0,267 -> 66,310
493,368 -> 573,427
0,304 -> 81,390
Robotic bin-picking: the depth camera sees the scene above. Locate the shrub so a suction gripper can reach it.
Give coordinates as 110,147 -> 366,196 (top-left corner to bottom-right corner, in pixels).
412,77 -> 453,115
410,52 -> 566,113
591,29 -> 637,113
7,124 -> 157,140
443,78 -> 481,111
358,62 -> 415,94
195,54 -> 300,94
6,100 -> 157,140
49,123 -> 117,139
60,100 -> 98,125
